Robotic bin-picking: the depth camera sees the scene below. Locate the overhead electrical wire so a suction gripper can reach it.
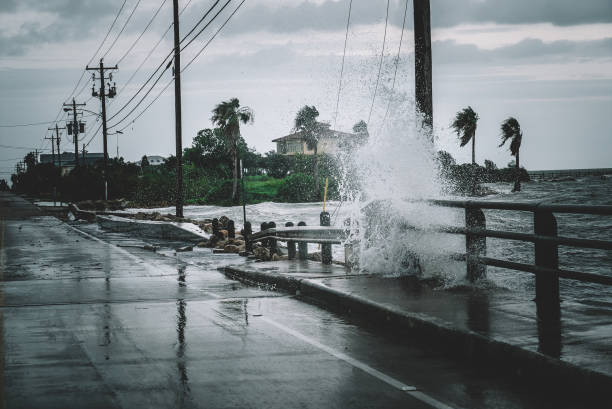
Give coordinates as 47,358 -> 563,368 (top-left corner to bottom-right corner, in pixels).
115,0 -> 195,99
37,0 -> 127,155
180,0 -> 233,53
182,0 -> 247,70
381,0 -> 409,129
332,0 -> 353,129
114,0 -> 247,132
116,0 -> 168,65
367,0 -> 390,124
102,0 -> 143,60
0,120 -> 59,128
108,0 -> 232,125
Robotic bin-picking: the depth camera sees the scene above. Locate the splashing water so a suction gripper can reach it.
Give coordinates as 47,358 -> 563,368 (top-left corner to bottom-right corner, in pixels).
337,97 -> 465,281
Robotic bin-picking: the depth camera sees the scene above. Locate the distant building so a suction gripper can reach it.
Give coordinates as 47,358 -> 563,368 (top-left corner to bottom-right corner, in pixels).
146,155 -> 166,166
272,127 -> 364,156
40,152 -> 105,173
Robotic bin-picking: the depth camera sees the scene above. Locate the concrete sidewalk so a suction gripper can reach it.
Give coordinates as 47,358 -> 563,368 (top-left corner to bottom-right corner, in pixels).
222,259 -> 612,396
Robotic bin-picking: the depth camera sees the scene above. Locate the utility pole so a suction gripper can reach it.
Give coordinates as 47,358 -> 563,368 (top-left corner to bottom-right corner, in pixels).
63,99 -> 86,168
55,124 -> 64,170
87,58 -> 117,200
413,0 -> 433,141
173,0 -> 184,218
44,133 -> 56,166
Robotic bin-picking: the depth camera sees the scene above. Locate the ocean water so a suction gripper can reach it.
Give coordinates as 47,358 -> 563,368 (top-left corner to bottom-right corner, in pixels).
123,176 -> 612,303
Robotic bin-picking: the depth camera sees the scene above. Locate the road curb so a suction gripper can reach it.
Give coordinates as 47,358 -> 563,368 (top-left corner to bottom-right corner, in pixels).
222,265 -> 611,398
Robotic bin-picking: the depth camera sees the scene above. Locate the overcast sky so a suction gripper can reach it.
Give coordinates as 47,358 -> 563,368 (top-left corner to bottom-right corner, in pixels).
1,0 -> 611,180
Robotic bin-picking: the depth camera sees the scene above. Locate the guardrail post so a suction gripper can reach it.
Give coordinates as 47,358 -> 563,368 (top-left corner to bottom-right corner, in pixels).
465,206 -> 486,282
228,219 -> 235,239
285,222 -> 296,259
212,218 -> 220,238
268,221 -> 277,255
260,222 -> 269,250
244,221 -> 252,252
320,211 -> 332,264
298,221 -> 308,260
534,209 -> 560,324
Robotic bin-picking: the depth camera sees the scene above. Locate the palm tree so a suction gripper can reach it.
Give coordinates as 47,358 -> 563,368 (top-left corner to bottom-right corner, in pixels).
211,98 -> 254,203
500,117 -> 523,192
294,105 -> 324,200
451,106 -> 479,164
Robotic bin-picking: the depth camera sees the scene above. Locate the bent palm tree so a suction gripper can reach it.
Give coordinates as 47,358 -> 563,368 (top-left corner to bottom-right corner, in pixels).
211,98 -> 254,203
294,105 -> 323,200
451,106 -> 479,164
500,117 -> 523,192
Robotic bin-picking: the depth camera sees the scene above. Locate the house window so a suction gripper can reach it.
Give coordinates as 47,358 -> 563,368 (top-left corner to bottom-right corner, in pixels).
287,141 -> 302,153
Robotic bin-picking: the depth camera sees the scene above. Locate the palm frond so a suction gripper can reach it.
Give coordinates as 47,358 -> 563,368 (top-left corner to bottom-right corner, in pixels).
499,117 -> 522,156
451,106 -> 478,147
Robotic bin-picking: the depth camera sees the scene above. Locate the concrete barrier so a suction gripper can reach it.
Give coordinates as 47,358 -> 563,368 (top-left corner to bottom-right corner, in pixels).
97,215 -> 208,242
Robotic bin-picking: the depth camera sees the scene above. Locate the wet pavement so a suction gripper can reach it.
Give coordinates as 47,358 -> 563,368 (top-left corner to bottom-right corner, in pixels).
0,192 -> 600,408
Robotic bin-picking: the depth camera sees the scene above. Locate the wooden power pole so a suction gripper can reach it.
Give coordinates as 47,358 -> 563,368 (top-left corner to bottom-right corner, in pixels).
173,0 -> 184,218
63,99 -> 86,168
87,58 -> 117,200
413,0 -> 433,140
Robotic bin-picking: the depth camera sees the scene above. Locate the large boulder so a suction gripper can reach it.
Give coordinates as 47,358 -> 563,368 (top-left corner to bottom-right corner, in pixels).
253,247 -> 271,261
223,244 -> 240,254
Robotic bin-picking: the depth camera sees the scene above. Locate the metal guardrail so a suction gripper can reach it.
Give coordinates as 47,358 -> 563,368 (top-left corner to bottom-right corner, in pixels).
425,199 -> 612,324
245,199 -> 612,324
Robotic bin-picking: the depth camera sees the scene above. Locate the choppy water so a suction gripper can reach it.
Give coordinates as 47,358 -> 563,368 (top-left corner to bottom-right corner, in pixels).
124,176 -> 612,303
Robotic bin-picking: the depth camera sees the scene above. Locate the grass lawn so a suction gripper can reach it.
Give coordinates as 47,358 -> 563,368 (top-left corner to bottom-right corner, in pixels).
243,175 -> 284,202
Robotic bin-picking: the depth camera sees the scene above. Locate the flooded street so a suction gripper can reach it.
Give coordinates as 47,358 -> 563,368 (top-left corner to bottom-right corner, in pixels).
0,192 -> 593,409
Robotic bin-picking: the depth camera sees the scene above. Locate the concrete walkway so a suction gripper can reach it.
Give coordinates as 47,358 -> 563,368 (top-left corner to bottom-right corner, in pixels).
222,259 -> 612,397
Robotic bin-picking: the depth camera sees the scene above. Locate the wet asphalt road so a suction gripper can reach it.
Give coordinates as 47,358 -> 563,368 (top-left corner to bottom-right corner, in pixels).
0,193 -> 590,408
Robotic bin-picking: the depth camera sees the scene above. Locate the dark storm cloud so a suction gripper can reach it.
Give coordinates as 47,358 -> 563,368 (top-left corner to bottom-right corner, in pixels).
433,37 -> 612,64
1,0 -> 611,57
0,0 -> 133,56
229,0 -> 612,34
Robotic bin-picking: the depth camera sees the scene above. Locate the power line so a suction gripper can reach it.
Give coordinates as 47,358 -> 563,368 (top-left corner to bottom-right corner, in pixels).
179,0 -> 221,46
0,144 -> 51,150
367,0 -> 390,124
108,0 -> 228,123
0,120 -> 58,128
116,0 -> 167,65
381,0 -> 409,129
102,0 -> 143,60
180,0 -> 233,53
39,0 -> 127,156
115,0 -> 194,99
182,0 -> 247,71
114,0 -> 247,132
66,0 -> 128,104
117,80 -> 173,132
333,0 -> 353,129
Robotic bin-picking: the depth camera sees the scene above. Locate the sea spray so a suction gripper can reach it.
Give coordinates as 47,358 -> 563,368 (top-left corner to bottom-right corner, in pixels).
337,97 -> 465,280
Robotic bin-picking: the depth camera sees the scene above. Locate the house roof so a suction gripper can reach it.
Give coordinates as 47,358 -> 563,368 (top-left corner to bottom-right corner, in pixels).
272,129 -> 356,143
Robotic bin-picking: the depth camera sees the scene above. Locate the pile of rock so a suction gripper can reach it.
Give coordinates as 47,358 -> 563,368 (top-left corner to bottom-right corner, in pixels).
77,199 -> 129,211
196,216 -> 245,254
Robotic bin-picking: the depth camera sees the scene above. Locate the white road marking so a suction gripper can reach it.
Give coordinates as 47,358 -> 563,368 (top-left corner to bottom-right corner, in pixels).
260,316 -> 458,409
65,223 -> 222,299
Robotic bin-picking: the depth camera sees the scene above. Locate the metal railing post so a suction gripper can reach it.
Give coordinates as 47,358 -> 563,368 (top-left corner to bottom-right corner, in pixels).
465,205 -> 487,282
268,221 -> 277,255
212,218 -> 220,239
320,211 -> 332,264
244,221 -> 252,253
260,222 -> 269,250
285,222 -> 296,259
298,221 -> 308,260
228,219 -> 235,239
534,208 -> 560,323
